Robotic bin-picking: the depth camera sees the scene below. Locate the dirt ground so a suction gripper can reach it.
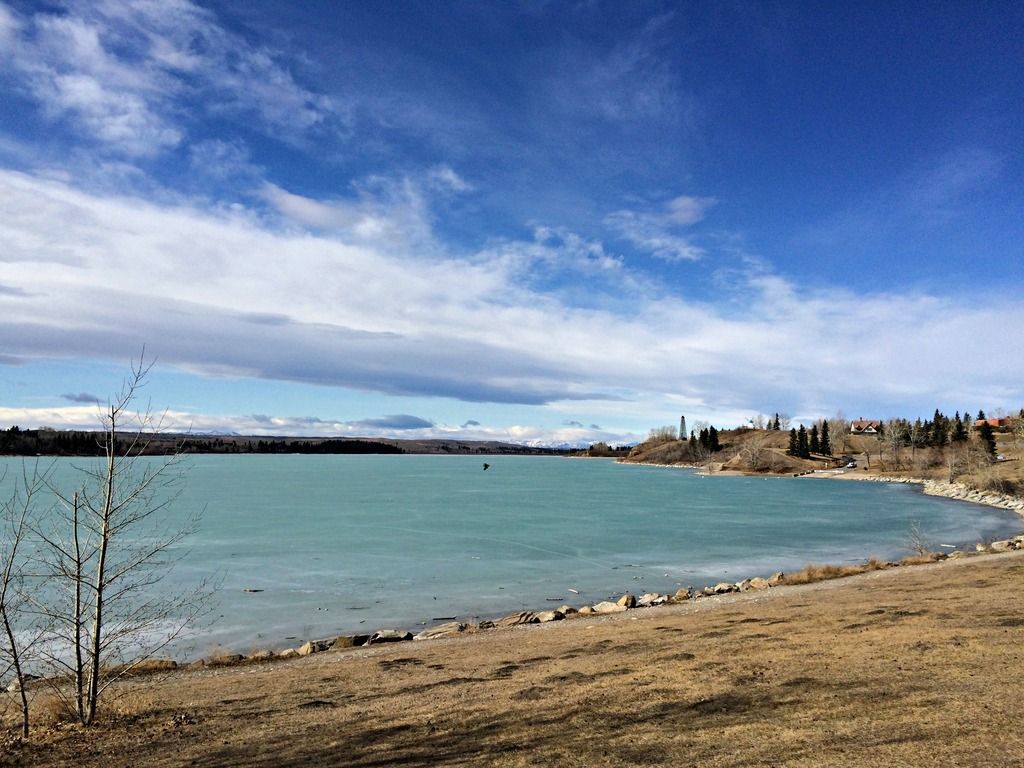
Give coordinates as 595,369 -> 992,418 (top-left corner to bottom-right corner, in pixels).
4,550 -> 1024,767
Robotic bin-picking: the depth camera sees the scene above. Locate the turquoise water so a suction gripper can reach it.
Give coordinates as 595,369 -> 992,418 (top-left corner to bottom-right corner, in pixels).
3,454 -> 1021,655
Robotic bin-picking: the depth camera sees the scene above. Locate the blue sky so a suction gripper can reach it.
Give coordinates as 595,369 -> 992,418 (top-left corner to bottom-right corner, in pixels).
0,0 -> 1022,445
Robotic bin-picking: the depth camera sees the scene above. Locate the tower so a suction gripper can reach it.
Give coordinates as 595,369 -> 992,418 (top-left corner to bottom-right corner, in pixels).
679,415 -> 687,440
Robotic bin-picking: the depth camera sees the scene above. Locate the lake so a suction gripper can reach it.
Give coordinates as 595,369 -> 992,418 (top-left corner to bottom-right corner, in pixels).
3,454 -> 1021,656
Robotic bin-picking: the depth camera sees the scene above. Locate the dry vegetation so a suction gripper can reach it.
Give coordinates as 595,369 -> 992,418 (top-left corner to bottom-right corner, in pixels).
3,551 -> 1023,767
624,423 -> 1024,500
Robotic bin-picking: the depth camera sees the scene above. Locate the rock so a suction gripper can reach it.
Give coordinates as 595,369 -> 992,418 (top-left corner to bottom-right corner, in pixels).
535,610 -> 565,623
557,605 -> 578,616
976,543 -> 990,552
592,601 -> 627,614
367,629 -> 413,644
711,582 -> 739,595
297,639 -> 333,656
637,593 -> 662,607
208,653 -> 244,666
673,587 -> 692,601
131,658 -> 178,673
278,648 -> 299,660
496,611 -> 538,627
577,605 -> 595,616
989,540 -> 1013,552
413,622 -> 466,641
331,634 -> 371,649
747,577 -> 771,591
768,571 -> 785,586
249,650 -> 276,661
477,620 -> 495,630
617,593 -> 637,609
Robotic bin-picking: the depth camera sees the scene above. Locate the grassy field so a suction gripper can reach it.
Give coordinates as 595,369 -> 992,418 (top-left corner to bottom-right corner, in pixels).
4,550 -> 1024,767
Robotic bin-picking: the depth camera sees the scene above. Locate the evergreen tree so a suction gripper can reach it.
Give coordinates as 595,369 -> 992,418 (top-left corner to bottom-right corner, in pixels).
708,426 -> 721,452
931,408 -> 948,448
977,421 -> 997,457
698,428 -> 709,450
773,413 -> 781,431
797,425 -> 810,458
977,410 -> 986,422
809,424 -> 820,454
787,428 -> 798,456
952,413 -> 968,442
820,419 -> 831,455
688,433 -> 698,456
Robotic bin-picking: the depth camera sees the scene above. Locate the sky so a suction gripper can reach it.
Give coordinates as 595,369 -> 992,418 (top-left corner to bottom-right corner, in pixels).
0,0 -> 1022,447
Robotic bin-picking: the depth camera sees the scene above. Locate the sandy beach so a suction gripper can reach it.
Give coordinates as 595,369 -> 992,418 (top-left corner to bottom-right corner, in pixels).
5,549 -> 1024,767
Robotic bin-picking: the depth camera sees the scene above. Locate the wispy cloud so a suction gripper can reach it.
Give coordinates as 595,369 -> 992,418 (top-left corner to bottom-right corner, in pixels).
605,195 -> 715,262
0,0 -> 338,157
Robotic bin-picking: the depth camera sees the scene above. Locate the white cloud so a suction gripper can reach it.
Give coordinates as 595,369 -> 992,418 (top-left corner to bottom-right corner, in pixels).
427,165 -> 473,193
0,169 -> 1022,429
604,195 -> 715,262
2,0 -> 336,156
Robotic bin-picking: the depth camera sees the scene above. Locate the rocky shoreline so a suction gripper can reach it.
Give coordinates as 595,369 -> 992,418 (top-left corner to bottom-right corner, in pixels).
845,474 -> 1024,515
111,526 -> 1023,678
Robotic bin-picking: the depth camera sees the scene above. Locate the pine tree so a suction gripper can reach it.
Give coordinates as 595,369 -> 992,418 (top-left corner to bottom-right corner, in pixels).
977,421 -> 997,457
977,410 -> 986,422
952,413 -> 967,442
809,424 -> 820,454
773,413 -> 781,430
820,419 -> 831,455
787,428 -> 798,456
708,426 -> 721,452
797,425 -> 810,458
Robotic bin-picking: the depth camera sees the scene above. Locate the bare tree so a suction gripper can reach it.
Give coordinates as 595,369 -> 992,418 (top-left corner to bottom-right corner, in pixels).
30,357 -> 211,725
1,465 -> 49,737
739,431 -> 771,471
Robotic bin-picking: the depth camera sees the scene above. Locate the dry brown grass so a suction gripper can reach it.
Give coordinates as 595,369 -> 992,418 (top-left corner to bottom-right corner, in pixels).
781,557 -> 891,584
6,551 -> 1024,767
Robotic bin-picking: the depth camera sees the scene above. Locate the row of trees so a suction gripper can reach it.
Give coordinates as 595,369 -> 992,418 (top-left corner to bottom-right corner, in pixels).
2,361 -> 209,735
787,421 -> 832,458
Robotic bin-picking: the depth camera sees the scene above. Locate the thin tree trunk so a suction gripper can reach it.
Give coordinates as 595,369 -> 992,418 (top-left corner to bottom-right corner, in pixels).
1,609 -> 29,737
86,418 -> 116,725
72,491 -> 85,721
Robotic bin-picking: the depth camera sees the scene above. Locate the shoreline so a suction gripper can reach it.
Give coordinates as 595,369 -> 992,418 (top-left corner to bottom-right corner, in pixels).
12,548 -> 1024,767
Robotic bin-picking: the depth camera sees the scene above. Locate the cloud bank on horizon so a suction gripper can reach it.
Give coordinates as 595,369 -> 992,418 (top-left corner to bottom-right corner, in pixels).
0,1 -> 1022,445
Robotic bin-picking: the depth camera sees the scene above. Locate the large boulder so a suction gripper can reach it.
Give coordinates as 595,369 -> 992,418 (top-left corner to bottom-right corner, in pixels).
298,639 -> 333,656
495,611 -> 538,627
768,571 -> 785,586
701,582 -> 739,596
673,587 -> 692,601
577,605 -> 595,616
989,540 -> 1014,552
331,634 -> 371,649
617,593 -> 637,609
557,605 -> 578,616
637,592 -> 666,607
414,622 -> 466,641
592,601 -> 627,614
535,610 -> 565,623
367,629 -> 413,645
